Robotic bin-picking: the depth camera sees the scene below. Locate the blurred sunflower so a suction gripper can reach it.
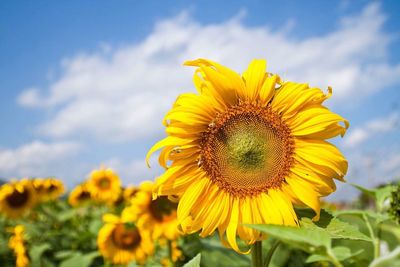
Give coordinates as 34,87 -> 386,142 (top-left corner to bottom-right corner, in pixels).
160,240 -> 183,267
97,213 -> 154,265
33,178 -> 64,201
123,186 -> 139,202
0,179 -> 37,219
68,183 -> 91,207
8,225 -> 29,267
112,186 -> 140,206
147,59 -> 348,252
123,181 -> 180,240
87,168 -> 121,204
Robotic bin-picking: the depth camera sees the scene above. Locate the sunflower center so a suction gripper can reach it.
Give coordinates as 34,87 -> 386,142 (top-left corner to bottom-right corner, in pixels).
48,184 -> 57,192
200,103 -> 294,197
6,189 -> 30,208
98,177 -> 111,189
77,191 -> 91,201
112,224 -> 141,250
149,196 -> 177,222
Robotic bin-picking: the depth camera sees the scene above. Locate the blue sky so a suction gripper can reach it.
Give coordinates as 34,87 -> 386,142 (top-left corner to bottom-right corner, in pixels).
0,0 -> 399,200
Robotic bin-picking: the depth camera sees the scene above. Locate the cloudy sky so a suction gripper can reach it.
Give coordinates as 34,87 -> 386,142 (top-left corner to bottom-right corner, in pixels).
0,1 -> 399,200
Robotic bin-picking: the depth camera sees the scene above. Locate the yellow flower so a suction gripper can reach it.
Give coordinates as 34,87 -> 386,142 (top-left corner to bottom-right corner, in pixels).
86,168 -> 121,204
97,213 -> 154,265
123,181 -> 180,240
123,186 -> 139,202
112,186 -> 140,206
33,178 -> 65,201
8,225 -> 30,267
0,179 -> 37,219
147,59 -> 348,253
68,183 -> 91,207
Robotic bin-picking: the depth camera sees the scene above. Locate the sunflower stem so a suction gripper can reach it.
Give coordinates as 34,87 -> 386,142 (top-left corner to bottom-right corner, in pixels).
363,213 -> 380,259
167,239 -> 175,267
263,240 -> 280,267
251,241 -> 263,267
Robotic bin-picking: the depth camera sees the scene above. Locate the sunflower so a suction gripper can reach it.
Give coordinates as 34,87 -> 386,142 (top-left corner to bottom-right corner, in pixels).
33,178 -> 64,201
147,59 -> 348,252
0,179 -> 37,219
97,213 -> 154,265
68,183 -> 91,207
86,168 -> 121,204
123,186 -> 139,202
123,181 -> 180,240
8,225 -> 30,267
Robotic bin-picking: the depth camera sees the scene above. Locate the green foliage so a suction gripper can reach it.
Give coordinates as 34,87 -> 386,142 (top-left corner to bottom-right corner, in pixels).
182,253 -> 201,267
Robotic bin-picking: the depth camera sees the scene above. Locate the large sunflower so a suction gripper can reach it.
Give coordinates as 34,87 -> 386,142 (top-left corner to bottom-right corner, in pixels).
147,59 -> 348,252
0,179 -> 37,219
97,213 -> 154,265
8,225 -> 29,267
87,168 -> 121,204
123,181 -> 180,241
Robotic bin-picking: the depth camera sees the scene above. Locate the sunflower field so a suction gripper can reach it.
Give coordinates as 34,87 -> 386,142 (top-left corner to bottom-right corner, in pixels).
1,59 -> 400,267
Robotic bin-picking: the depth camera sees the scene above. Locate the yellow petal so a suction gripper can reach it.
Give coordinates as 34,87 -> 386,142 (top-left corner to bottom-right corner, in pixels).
146,136 -> 194,167
285,178 -> 321,221
295,139 -> 348,181
242,59 -> 267,101
185,58 -> 245,106
288,106 -> 349,139
259,74 -> 280,105
225,198 -> 250,254
268,189 -> 298,226
177,178 -> 209,223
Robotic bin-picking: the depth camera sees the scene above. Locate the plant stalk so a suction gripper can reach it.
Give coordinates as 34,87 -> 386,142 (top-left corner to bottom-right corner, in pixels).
363,213 -> 380,259
167,239 -> 175,267
264,240 -> 280,267
252,241 -> 263,267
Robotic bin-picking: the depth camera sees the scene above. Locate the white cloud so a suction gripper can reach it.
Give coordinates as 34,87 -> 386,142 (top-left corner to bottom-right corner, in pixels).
0,141 -> 82,178
382,154 -> 400,174
104,157 -> 163,186
17,87 -> 42,107
328,149 -> 400,201
344,112 -> 399,147
16,3 -> 400,143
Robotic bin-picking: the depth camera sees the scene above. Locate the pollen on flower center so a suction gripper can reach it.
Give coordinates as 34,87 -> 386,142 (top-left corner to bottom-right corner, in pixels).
200,102 -> 294,197
227,130 -> 267,170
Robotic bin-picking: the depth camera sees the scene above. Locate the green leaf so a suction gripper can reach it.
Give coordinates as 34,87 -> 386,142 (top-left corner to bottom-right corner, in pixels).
370,247 -> 400,267
247,224 -> 331,253
351,183 -> 376,197
306,246 -> 363,264
183,253 -> 201,267
59,251 -> 99,267
29,243 -> 51,267
296,208 -> 333,226
375,186 -> 394,211
331,246 -> 363,261
305,254 -> 330,263
54,251 -> 79,260
334,209 -> 390,224
57,209 -> 77,222
300,217 -> 371,241
351,183 -> 394,211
